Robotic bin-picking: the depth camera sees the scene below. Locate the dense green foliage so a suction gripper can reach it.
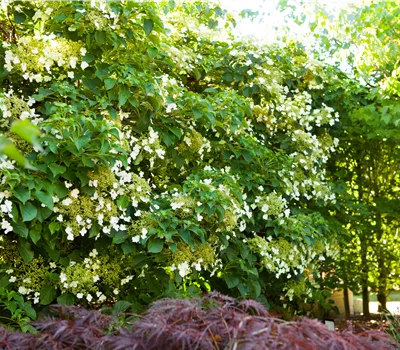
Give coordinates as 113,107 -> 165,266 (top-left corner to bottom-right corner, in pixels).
301,0 -> 400,314
0,0 -> 346,326
274,0 -> 400,315
1,0 -> 399,330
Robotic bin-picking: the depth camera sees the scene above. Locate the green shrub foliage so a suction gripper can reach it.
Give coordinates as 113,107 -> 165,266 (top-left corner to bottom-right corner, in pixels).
0,1 -> 342,317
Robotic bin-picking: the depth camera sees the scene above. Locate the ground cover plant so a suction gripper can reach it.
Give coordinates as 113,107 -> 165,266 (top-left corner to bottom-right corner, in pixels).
0,293 -> 397,350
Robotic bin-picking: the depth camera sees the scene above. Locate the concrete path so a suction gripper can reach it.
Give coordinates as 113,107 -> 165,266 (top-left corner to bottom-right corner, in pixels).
369,301 -> 400,314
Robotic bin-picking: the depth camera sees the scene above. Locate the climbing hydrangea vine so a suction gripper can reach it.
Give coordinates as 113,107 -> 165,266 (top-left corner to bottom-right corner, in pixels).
0,1 -> 343,317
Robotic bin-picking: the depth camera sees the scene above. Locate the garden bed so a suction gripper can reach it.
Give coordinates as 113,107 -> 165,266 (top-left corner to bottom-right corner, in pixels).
335,314 -> 397,337
0,293 -> 398,350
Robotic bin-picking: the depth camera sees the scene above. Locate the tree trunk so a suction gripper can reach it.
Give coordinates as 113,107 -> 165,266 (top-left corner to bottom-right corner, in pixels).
360,237 -> 370,318
377,287 -> 387,312
356,160 -> 370,318
362,286 -> 370,318
343,287 -> 350,319
375,213 -> 387,312
377,252 -> 388,312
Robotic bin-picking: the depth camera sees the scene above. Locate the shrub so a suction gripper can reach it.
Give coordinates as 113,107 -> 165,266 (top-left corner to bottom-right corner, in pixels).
0,0 -> 343,319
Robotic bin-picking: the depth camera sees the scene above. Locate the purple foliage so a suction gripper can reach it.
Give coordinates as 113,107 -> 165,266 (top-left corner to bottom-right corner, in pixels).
0,326 -> 36,350
0,293 -> 398,350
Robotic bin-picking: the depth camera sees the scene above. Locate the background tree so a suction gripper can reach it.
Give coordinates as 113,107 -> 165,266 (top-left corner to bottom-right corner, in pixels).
302,0 -> 400,314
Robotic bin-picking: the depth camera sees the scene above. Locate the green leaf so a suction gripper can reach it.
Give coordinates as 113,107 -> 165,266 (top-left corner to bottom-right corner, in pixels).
116,195 -> 130,209
271,179 -> 280,188
11,203 -> 19,222
17,239 -> 34,264
242,150 -> 253,162
192,69 -> 201,81
112,300 -> 131,315
57,293 -> 75,306
105,78 -> 116,90
20,202 -> 37,222
40,285 -> 57,305
82,155 -> 96,167
222,72 -> 233,82
131,253 -> 150,268
49,222 -> 60,234
13,222 -> 28,238
22,303 -> 36,320
49,163 -> 66,177
14,186 -> 30,204
168,126 -> 182,138
148,238 -> 164,253
46,248 -> 60,262
29,229 -> 41,244
0,275 -> 10,288
161,132 -> 173,146
34,190 -> 54,210
55,13 -> 67,22
5,300 -> 17,313
11,119 -> 43,152
74,134 -> 91,151
32,87 -> 53,101
95,31 -> 106,44
144,18 -> 154,36
0,137 -> 29,168
14,12 -> 26,23
118,85 -> 130,107
89,223 -> 100,238
54,182 -> 68,198
47,273 -> 59,281
224,274 -> 239,288
250,280 -> 261,297
121,241 -> 134,254
178,229 -> 193,246
112,231 -> 128,244
203,88 -> 218,94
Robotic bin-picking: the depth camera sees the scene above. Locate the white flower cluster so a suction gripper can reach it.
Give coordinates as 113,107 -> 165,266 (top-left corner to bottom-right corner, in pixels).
55,183 -> 129,240
0,0 -> 11,10
0,90 -> 41,126
228,47 -> 282,100
262,92 -> 339,204
5,270 -> 41,303
249,235 -> 338,283
170,255 -> 222,279
84,0 -> 119,29
58,249 -> 107,303
111,162 -> 151,206
171,261 -> 191,278
3,34 -> 85,82
163,9 -> 231,46
157,74 -> 184,104
0,191 -> 13,234
283,276 -> 322,302
254,191 -> 290,221
17,285 -> 41,304
170,258 -> 210,278
131,227 -> 148,243
123,127 -> 166,169
274,91 -> 339,132
5,259 -> 50,305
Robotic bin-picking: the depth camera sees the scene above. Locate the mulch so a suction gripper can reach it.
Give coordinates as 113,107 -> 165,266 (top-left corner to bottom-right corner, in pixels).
334,314 -> 393,333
